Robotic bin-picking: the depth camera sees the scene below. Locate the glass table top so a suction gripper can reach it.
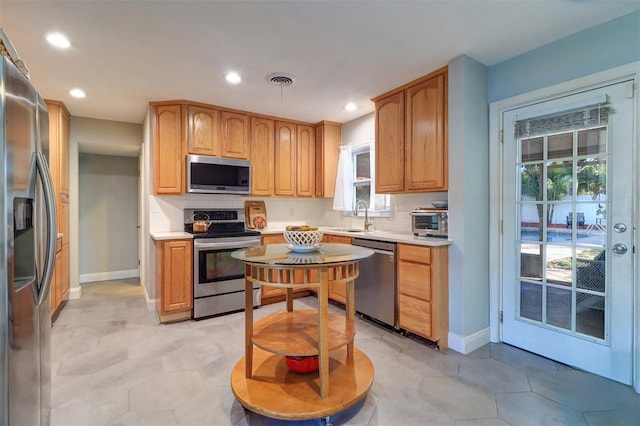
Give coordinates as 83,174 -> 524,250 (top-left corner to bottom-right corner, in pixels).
231,243 -> 373,266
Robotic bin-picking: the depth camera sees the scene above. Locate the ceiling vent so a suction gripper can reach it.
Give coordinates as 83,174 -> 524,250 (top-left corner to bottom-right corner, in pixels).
266,72 -> 296,87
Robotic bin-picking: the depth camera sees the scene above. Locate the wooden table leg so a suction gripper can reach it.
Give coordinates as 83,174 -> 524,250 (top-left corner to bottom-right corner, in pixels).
245,274 -> 254,378
286,287 -> 294,312
346,276 -> 355,358
317,266 -> 329,398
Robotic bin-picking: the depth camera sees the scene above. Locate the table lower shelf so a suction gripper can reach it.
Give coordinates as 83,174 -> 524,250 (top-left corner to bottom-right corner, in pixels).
252,309 -> 355,356
230,346 -> 374,421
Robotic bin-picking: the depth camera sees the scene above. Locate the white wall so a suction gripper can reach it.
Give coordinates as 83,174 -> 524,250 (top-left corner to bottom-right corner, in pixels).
148,194 -> 326,233
141,109 -> 153,307
69,117 -> 142,297
72,117 -> 141,155
78,153 -> 139,282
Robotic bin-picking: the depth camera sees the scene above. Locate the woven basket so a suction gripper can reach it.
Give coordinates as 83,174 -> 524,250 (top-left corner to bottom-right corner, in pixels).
283,229 -> 323,247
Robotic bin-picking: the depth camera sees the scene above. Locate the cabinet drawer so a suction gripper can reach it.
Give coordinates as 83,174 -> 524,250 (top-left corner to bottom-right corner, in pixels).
327,235 -> 352,244
398,244 -> 431,264
398,260 -> 432,301
262,234 -> 286,244
398,294 -> 432,338
329,281 -> 347,304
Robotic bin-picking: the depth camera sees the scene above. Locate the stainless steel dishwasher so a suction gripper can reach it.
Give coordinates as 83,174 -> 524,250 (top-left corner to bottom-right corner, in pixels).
352,238 -> 397,328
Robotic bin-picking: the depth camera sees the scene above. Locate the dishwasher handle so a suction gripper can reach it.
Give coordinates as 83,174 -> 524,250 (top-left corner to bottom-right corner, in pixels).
351,238 -> 396,253
366,247 -> 395,258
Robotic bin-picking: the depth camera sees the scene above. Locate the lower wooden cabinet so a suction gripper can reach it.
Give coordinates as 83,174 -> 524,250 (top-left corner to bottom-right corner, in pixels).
259,233 -> 287,298
322,234 -> 352,304
329,278 -> 348,305
397,243 -> 449,349
260,233 -> 312,304
155,239 -> 193,322
260,233 -> 289,301
261,233 -> 287,245
50,237 -> 65,316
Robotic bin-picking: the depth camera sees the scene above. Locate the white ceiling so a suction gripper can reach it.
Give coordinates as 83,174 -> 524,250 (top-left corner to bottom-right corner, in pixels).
1,1 -> 638,127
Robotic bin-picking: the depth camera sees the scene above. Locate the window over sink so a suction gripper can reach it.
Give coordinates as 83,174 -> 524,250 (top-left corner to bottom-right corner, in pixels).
334,141 -> 390,216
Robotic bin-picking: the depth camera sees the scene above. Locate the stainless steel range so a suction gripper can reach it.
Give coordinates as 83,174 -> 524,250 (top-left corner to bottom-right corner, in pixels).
184,208 -> 262,319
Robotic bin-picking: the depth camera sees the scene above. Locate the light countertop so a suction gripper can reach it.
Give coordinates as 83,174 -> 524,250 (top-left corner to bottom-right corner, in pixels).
150,231 -> 194,241
260,226 -> 452,247
149,228 -> 452,247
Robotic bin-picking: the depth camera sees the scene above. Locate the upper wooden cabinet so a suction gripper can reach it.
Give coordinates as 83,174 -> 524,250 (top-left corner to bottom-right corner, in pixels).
250,117 -> 275,196
150,100 -> 339,197
274,121 -> 297,196
296,124 -> 315,197
187,105 -> 220,156
374,92 -> 405,193
153,103 -> 185,195
221,111 -> 250,159
273,122 -> 318,197
405,74 -> 447,191
46,100 -> 70,198
186,106 -> 249,159
314,121 -> 341,198
373,66 -> 448,193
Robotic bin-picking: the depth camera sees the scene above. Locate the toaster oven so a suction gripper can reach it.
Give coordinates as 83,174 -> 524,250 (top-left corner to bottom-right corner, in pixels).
410,208 -> 448,238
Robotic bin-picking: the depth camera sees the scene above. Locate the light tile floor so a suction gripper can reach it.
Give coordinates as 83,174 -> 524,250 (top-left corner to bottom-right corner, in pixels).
50,280 -> 640,426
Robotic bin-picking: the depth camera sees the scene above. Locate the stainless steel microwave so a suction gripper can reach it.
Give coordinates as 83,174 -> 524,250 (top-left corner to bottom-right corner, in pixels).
410,208 -> 448,238
186,155 -> 251,194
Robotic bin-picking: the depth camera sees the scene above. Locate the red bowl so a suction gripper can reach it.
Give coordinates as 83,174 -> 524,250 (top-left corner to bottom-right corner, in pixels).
285,355 -> 319,373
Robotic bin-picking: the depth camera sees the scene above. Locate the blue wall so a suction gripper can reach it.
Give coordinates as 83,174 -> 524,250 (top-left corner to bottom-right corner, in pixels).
488,11 -> 640,103
447,55 -> 490,342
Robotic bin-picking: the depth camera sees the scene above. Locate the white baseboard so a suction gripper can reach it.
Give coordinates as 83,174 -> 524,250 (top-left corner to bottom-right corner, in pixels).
142,285 -> 157,312
448,327 -> 491,355
69,286 -> 81,300
79,269 -> 140,284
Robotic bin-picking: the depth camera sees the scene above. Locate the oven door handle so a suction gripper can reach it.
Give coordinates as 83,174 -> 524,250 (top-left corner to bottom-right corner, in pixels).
194,240 -> 261,250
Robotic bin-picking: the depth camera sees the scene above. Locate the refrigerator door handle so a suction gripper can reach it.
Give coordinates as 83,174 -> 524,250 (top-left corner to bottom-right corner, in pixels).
35,151 -> 57,306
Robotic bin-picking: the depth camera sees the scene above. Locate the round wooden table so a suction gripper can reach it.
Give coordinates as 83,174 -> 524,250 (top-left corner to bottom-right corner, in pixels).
230,243 -> 374,421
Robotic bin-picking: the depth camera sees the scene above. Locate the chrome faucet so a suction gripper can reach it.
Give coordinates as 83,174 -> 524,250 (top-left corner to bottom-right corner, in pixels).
354,200 -> 372,231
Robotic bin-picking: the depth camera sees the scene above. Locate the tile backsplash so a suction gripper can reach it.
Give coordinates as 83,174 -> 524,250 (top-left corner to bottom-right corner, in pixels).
149,194 -> 326,232
321,192 -> 448,234
150,192 -> 447,234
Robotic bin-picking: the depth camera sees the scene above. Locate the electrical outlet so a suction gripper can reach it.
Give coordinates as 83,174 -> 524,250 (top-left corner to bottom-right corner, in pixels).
289,208 -> 295,216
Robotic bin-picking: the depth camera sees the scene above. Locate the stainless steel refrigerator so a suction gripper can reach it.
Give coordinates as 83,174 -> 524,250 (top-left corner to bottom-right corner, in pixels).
0,29 -> 57,426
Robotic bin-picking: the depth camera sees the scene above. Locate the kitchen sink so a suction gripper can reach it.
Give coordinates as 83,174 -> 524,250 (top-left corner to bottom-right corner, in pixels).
325,228 -> 366,233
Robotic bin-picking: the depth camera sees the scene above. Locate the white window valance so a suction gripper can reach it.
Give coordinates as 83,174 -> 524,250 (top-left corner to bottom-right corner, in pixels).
332,145 -> 353,211
515,99 -> 612,139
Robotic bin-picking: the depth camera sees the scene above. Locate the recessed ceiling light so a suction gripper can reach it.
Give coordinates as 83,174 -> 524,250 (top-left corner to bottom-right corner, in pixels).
225,72 -> 242,84
46,32 -> 70,49
69,88 -> 86,98
344,103 -> 358,111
